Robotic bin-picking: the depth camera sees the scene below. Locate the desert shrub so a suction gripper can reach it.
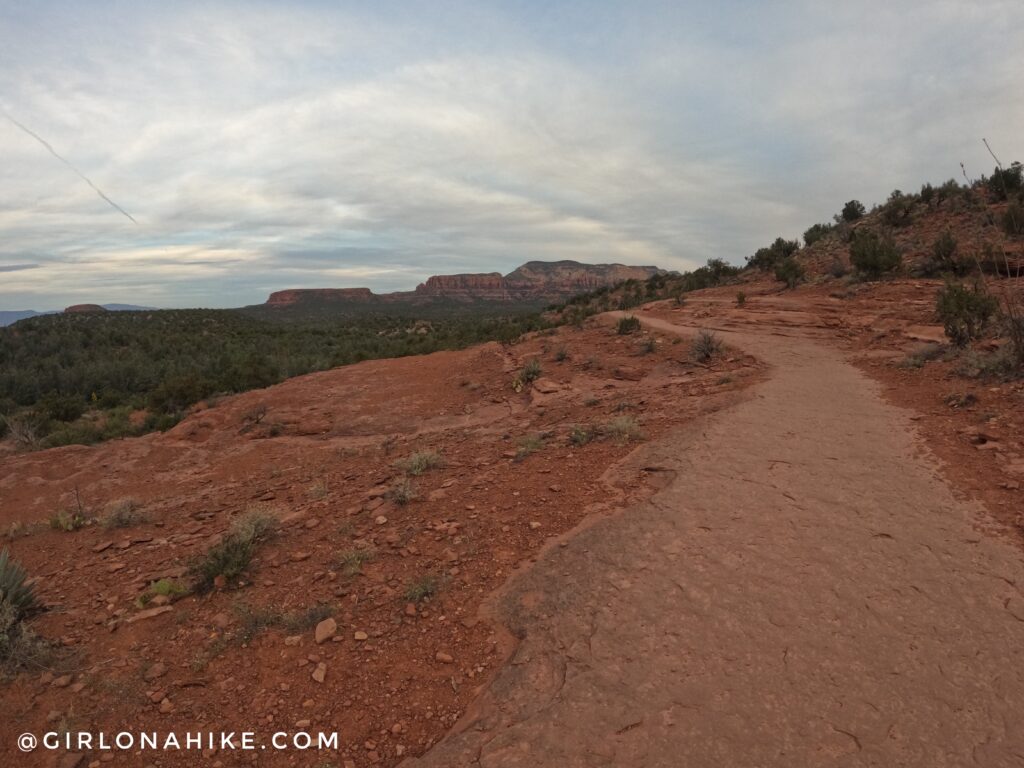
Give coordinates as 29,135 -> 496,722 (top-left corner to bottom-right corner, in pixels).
554,347 -> 569,362
899,344 -> 946,369
880,190 -> 915,227
49,510 -> 88,532
774,257 -> 805,289
926,230 -> 969,275
691,329 -> 723,362
2,415 -> 41,450
137,578 -> 188,606
512,358 -> 542,391
0,549 -> 46,671
919,183 -> 935,205
735,291 -> 746,307
850,230 -> 901,279
338,548 -> 375,577
0,549 -> 40,621
34,393 -> 86,424
828,259 -> 849,279
936,282 -> 998,346
395,450 -> 444,476
1003,202 -> 1024,236
988,161 -> 1023,201
747,237 -> 800,272
233,602 -> 334,644
568,424 -> 596,446
803,222 -> 834,246
387,477 -> 417,505
953,347 -> 1017,379
515,434 -> 545,461
617,316 -> 641,335
102,498 -> 146,528
599,415 -> 643,443
838,200 -> 866,222
404,574 -> 441,603
189,508 -> 277,592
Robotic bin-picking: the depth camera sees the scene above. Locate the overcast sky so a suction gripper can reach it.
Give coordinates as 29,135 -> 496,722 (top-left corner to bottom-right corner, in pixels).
1,1 -> 1022,309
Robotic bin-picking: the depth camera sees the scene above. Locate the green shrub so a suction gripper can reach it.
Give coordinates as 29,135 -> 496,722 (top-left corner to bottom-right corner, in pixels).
747,238 -> 800,271
49,510 -> 87,532
0,549 -> 41,621
617,316 -> 642,335
189,508 -> 277,592
404,574 -> 441,603
929,230 -> 969,275
735,291 -> 746,307
514,434 -> 545,461
568,424 -> 596,446
828,259 -> 849,279
988,162 -> 1023,201
387,477 -> 417,505
936,282 -> 998,346
803,222 -> 834,246
691,329 -> 723,362
338,548 -> 375,577
0,548 -> 50,673
774,257 -> 805,289
137,578 -> 189,606
599,416 -> 643,443
880,190 -> 915,227
839,200 -> 866,222
512,358 -> 542,391
395,450 -> 444,476
850,230 -> 901,279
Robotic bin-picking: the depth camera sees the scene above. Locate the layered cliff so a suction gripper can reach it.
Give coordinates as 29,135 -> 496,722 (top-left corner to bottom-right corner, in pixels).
263,260 -> 662,309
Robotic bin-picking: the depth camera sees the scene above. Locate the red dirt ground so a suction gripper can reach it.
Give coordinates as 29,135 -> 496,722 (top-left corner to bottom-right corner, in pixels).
0,323 -> 763,768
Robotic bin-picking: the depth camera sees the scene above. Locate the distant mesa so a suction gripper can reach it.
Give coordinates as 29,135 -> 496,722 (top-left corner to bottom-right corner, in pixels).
64,304 -> 109,314
263,260 -> 662,308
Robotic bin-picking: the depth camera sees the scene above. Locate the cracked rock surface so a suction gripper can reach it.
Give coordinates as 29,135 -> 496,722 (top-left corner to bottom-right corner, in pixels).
407,313 -> 1024,767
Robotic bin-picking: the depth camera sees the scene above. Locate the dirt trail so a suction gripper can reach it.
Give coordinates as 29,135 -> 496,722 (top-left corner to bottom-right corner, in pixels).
408,312 -> 1024,767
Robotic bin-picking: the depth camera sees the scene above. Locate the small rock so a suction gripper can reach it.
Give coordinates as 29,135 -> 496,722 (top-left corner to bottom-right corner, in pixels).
375,515 -> 388,525
311,662 -> 327,683
435,652 -> 454,664
284,635 -> 302,647
52,674 -> 73,688
314,618 -> 337,645
143,662 -> 168,681
529,521 -> 542,530
404,603 -> 417,617
354,631 -> 369,641
159,697 -> 174,714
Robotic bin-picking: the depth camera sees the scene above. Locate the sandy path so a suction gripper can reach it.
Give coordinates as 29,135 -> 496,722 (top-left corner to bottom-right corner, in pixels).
408,313 -> 1024,767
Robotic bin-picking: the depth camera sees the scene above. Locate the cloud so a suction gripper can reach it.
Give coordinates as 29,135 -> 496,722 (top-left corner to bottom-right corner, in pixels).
0,1 -> 1022,309
0,264 -> 39,273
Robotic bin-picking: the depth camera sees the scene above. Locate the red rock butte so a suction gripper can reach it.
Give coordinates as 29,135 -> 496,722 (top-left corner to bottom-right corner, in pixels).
63,304 -> 109,314
263,260 -> 663,308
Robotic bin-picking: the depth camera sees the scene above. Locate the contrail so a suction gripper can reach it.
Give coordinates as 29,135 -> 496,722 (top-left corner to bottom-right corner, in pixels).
3,111 -> 137,224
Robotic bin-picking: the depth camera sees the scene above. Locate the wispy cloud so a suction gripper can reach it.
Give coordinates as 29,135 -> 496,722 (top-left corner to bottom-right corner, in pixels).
1,1 -> 1022,309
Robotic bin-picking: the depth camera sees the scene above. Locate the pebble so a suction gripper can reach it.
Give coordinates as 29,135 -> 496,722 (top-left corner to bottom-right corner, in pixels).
435,652 -> 454,664
311,663 -> 327,683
